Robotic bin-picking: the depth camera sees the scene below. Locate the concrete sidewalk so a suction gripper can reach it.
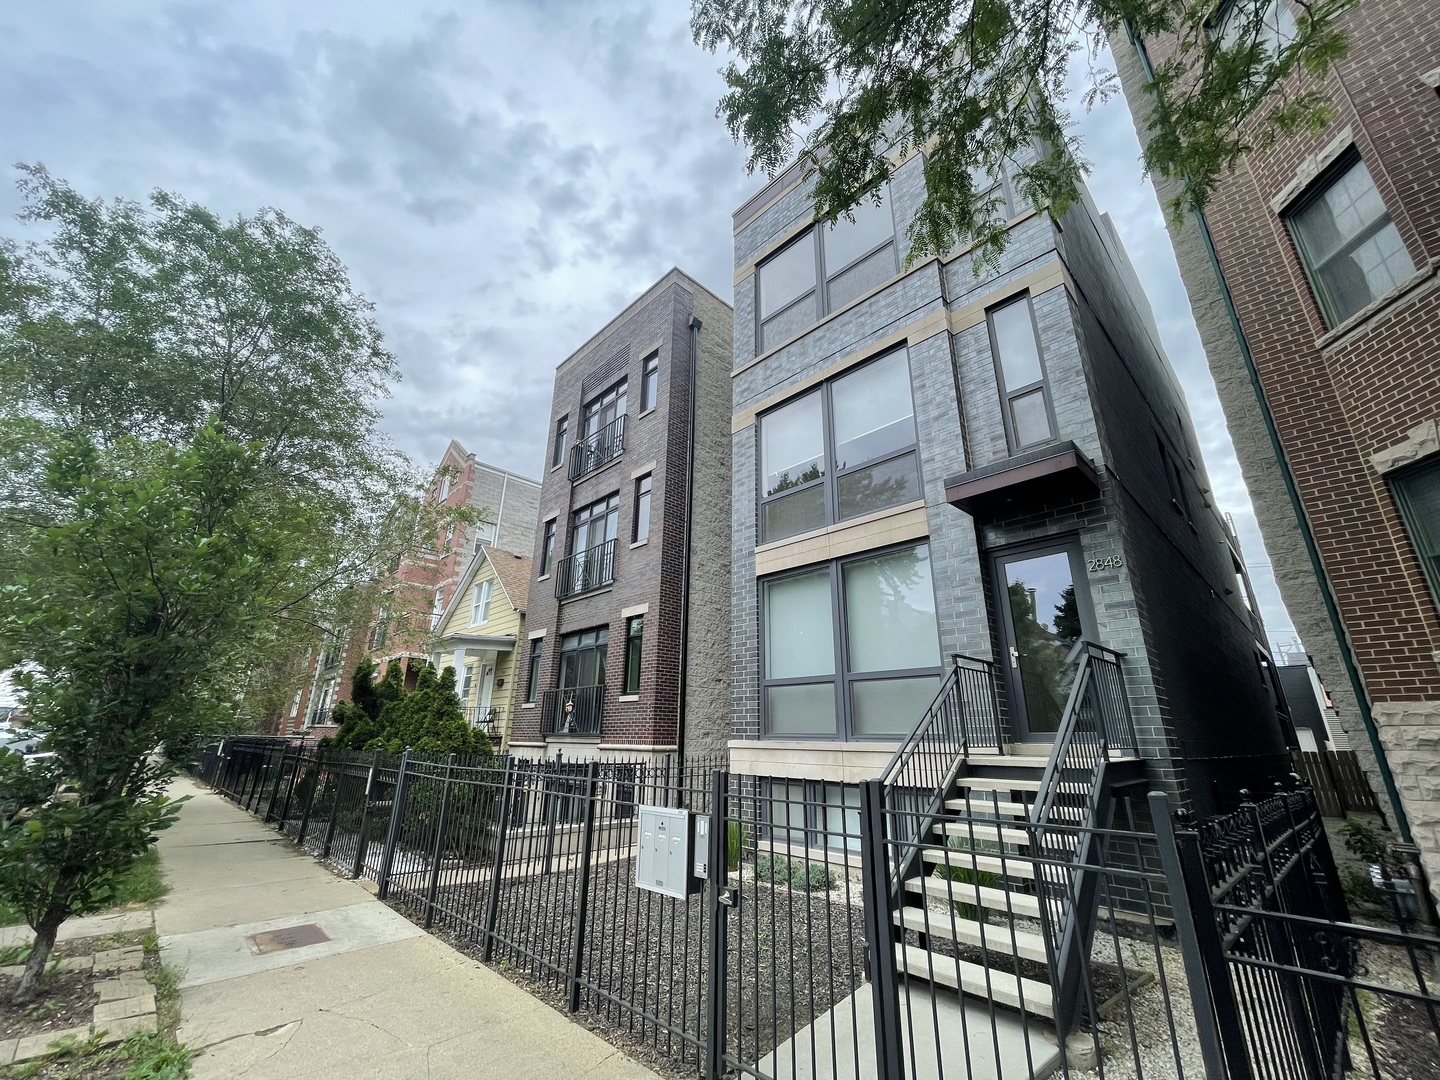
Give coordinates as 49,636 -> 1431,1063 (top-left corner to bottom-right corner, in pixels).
156,777 -> 661,1080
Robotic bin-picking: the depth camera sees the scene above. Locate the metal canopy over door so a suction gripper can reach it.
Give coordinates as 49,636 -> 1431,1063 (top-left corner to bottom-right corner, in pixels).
991,540 -> 1096,743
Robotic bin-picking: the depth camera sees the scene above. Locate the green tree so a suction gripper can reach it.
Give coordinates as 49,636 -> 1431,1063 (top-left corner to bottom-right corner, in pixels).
0,427 -> 306,1002
692,0 -> 1355,264
325,662 -> 493,758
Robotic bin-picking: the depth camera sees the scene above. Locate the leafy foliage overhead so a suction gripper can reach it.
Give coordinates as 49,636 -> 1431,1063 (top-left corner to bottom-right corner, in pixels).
692,0 -> 1356,263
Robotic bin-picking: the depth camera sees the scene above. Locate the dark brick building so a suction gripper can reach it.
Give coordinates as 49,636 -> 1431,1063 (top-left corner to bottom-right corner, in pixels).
1117,0 -> 1440,899
511,269 -> 733,764
729,141 -> 1293,817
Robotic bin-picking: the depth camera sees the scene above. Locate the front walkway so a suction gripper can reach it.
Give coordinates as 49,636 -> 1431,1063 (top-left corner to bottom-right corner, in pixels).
156,776 -> 661,1080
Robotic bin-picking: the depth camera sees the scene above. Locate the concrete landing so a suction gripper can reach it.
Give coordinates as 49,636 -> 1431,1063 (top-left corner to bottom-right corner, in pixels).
760,983 -> 1061,1080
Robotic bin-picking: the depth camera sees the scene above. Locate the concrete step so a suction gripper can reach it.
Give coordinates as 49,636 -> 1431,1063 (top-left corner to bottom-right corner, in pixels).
956,775 -> 1043,794
943,797 -> 1084,820
896,943 -> 1054,1019
905,873 -> 1042,919
893,906 -> 1050,964
920,847 -> 1038,881
932,821 -> 1032,846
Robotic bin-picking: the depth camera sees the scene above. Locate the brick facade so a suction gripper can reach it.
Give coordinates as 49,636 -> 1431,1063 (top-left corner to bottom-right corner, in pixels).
511,270 -> 734,762
730,147 -> 1290,811
1116,0 -> 1440,896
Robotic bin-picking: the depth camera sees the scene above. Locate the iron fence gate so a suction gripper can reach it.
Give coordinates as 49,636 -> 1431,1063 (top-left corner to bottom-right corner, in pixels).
193,740 -> 1440,1080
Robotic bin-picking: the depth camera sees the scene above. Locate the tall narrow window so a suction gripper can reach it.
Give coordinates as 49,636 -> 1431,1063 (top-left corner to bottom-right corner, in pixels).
988,295 -> 1054,451
641,353 -> 660,411
437,474 -> 451,501
431,587 -> 446,629
1286,153 -> 1415,327
758,235 -> 818,352
624,616 -> 644,694
552,416 -> 568,468
1392,456 -> 1440,609
1215,0 -> 1297,56
633,474 -> 652,543
822,197 -> 898,310
460,664 -> 475,704
540,519 -> 556,576
525,639 -> 543,703
470,579 -> 493,625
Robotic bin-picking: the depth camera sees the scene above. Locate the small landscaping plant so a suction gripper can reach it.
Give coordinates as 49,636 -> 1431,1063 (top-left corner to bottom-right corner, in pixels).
754,854 -> 836,892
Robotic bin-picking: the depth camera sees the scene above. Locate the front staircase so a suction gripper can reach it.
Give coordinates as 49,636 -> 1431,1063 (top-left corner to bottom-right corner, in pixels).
875,643 -> 1146,1033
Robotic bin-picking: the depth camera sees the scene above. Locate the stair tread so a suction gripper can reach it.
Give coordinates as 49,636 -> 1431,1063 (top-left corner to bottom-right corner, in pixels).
920,848 -> 1038,880
893,906 -> 1050,963
944,798 -> 1084,819
933,821 -> 1032,845
957,776 -> 1044,792
895,943 -> 1054,1019
905,873 -> 1043,918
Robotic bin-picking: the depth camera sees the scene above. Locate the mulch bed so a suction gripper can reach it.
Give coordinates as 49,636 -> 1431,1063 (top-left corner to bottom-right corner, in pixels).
0,968 -> 97,1041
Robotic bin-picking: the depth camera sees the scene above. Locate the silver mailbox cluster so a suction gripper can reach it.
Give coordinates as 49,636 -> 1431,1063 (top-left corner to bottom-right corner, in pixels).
635,805 -> 707,899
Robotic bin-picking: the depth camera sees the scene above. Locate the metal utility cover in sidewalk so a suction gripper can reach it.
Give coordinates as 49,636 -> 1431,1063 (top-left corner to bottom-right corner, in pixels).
247,923 -> 330,954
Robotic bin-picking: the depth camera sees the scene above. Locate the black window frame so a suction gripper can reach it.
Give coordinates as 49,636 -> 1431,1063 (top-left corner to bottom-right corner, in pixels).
765,779 -> 862,853
1283,149 -> 1415,329
525,638 -> 543,703
571,492 -> 620,554
756,347 -> 922,545
758,540 -> 944,741
633,474 -> 652,543
1391,455 -> 1440,612
623,615 -> 644,694
557,626 -> 609,690
986,293 -> 1058,454
583,379 -> 627,438
540,519 -> 556,576
755,187 -> 899,354
552,415 -> 568,469
640,353 -> 660,412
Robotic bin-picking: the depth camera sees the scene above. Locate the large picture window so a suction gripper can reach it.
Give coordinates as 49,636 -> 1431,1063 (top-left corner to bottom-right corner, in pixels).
761,542 -> 941,739
758,349 -> 920,544
756,190 -> 898,352
1285,153 -> 1415,327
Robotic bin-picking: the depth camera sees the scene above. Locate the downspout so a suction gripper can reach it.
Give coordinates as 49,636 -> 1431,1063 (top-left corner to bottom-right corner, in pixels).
1125,26 -> 1411,842
676,313 -> 703,783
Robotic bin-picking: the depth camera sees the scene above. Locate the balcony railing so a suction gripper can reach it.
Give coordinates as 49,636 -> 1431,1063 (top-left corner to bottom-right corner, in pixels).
568,415 -> 626,480
554,538 -> 616,599
461,706 -> 505,737
539,685 -> 603,736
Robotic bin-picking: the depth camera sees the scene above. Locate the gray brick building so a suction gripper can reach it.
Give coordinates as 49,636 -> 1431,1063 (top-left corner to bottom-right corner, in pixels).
728,151 -> 1293,814
512,269 -> 733,763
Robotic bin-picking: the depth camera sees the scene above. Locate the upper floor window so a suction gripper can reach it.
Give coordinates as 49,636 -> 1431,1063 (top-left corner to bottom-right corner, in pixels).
756,191 -> 898,352
571,380 -> 627,478
759,349 -> 920,544
633,474 -> 652,543
573,493 -> 620,553
472,520 -> 495,551
1391,456 -> 1440,612
540,519 -> 556,576
584,380 -> 627,436
552,416 -> 568,469
525,638 -> 543,703
1215,0 -> 1296,56
988,294 -> 1055,452
1285,153 -> 1415,327
470,579 -> 493,626
641,353 -> 659,411
624,615 -> 644,694
437,474 -> 451,501
431,587 -> 446,629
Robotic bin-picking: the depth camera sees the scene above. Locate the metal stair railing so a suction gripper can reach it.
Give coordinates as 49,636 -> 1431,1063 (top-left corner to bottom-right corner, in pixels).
1030,640 -> 1135,1033
877,653 -> 1003,894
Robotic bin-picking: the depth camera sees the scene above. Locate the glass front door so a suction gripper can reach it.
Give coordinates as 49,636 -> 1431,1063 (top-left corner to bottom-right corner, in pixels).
993,543 -> 1092,741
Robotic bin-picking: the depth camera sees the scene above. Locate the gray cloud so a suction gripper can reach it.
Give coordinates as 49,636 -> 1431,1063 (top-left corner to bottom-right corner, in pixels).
0,3 -> 1293,645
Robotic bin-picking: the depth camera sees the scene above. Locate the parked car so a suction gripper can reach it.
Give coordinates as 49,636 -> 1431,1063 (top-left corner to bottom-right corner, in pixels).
0,727 -> 56,769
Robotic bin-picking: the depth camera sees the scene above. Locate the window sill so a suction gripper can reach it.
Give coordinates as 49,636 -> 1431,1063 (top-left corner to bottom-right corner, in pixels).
630,538 -> 649,549
1317,257 -> 1440,353
617,694 -> 640,703
521,702 -> 536,710
639,407 -> 657,418
536,574 -> 550,582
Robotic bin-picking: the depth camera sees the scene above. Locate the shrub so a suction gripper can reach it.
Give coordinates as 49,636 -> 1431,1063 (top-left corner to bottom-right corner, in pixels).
1341,817 -> 1388,865
754,854 -> 836,892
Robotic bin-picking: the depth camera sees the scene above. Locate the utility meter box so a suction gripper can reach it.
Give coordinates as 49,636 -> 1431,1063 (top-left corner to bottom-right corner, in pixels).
636,805 -> 696,899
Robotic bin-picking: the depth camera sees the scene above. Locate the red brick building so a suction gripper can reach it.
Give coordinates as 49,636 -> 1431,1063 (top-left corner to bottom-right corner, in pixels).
277,442 -> 540,737
511,269 -> 733,764
1117,0 -> 1440,898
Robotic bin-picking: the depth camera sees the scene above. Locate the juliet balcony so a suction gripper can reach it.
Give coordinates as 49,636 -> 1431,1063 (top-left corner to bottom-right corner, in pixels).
568,415 -> 626,481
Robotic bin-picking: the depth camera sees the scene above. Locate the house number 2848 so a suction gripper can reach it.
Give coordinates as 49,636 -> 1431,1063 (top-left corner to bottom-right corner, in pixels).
1087,556 -> 1123,572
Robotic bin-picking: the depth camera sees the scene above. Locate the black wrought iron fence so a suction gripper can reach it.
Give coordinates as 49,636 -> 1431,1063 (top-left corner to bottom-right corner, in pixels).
190,743 -> 1440,1080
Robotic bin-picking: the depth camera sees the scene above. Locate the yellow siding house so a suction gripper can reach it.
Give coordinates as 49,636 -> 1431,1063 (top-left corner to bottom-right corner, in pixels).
430,545 -> 532,752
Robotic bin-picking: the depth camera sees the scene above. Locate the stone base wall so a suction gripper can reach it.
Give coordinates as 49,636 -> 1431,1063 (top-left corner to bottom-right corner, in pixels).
1374,700 -> 1440,907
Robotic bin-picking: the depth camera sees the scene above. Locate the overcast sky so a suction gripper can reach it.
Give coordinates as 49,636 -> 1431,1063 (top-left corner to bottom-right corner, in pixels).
0,1 -> 1299,647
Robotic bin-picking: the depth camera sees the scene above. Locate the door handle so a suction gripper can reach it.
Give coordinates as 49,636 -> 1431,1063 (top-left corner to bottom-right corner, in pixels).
1009,646 -> 1020,670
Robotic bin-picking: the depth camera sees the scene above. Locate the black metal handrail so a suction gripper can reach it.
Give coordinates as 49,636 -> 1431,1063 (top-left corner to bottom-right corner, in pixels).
461,706 -> 505,735
877,653 -> 1002,891
1029,640 -> 1134,1033
568,415 -> 626,480
540,685 -> 604,736
554,538 -> 617,599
